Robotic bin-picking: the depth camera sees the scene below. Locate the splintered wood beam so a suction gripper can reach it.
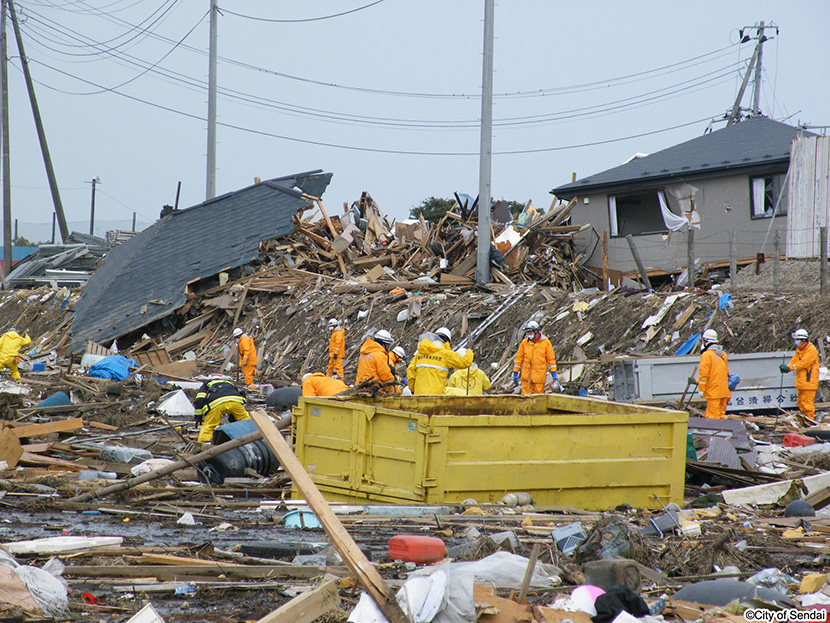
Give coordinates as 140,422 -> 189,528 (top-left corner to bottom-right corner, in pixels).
249,410 -> 412,623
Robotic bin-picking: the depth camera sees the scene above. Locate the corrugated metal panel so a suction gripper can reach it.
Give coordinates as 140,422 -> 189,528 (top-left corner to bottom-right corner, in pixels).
787,136 -> 830,258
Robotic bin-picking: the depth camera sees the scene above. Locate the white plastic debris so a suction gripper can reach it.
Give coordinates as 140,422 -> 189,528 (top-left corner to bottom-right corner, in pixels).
177,512 -> 196,526
156,390 -> 195,418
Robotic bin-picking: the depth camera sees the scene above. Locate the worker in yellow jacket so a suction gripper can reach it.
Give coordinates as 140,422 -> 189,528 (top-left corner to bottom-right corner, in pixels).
326,318 -> 345,379
0,328 -> 31,381
302,372 -> 348,397
356,330 -> 396,388
234,328 -> 258,388
781,328 -> 820,420
447,363 -> 491,396
194,379 -> 250,442
513,321 -> 556,394
691,329 -> 730,419
407,327 -> 474,395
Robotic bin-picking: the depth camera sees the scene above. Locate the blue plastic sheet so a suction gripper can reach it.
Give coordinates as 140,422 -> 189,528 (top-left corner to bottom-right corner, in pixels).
87,355 -> 137,381
675,332 -> 700,356
718,293 -> 733,310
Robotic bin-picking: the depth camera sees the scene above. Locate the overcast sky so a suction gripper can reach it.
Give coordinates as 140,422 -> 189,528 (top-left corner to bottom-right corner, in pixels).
4,0 -> 829,241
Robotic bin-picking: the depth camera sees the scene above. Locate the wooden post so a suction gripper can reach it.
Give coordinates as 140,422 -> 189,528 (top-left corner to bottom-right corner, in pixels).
625,235 -> 651,290
686,228 -> 695,290
313,198 -> 348,278
250,410 -> 412,623
518,543 -> 541,603
729,229 -> 737,292
600,231 -> 608,291
773,230 -> 781,295
821,226 -> 828,296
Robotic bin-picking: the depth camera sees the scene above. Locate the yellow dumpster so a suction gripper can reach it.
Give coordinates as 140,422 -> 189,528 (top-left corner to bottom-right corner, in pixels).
291,394 -> 687,511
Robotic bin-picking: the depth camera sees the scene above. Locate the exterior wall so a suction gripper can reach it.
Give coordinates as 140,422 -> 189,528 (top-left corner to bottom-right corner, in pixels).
787,136 -> 830,258
571,172 -> 789,274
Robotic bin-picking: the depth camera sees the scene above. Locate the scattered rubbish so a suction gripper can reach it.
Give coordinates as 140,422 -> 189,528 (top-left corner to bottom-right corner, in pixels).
281,509 -> 323,530
388,535 -> 446,564
552,522 -> 587,555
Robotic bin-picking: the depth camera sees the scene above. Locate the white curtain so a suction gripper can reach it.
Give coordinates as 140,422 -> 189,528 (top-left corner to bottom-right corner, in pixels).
657,190 -> 690,231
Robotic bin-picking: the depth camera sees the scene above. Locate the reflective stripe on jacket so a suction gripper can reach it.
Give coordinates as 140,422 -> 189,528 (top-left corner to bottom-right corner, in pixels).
194,379 -> 245,417
790,342 -> 820,390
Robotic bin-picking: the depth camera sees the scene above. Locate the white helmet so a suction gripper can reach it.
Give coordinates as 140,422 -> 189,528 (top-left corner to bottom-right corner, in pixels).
302,373 -> 312,382
524,320 -> 540,333
232,327 -> 243,338
792,329 -> 809,341
703,329 -> 718,345
435,327 -> 452,343
392,346 -> 406,359
374,329 -> 394,346
328,318 -> 340,329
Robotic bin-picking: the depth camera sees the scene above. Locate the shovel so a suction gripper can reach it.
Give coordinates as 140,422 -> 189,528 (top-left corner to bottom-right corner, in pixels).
677,365 -> 698,410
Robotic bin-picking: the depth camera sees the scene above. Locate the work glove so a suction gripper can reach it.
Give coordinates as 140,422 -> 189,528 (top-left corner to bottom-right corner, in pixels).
687,376 -> 697,385
550,371 -> 558,382
195,413 -> 203,427
512,371 -> 520,386
779,363 -> 790,373
332,354 -> 338,360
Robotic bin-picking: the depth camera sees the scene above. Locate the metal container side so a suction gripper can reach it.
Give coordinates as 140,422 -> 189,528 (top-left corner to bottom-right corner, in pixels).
292,395 -> 687,511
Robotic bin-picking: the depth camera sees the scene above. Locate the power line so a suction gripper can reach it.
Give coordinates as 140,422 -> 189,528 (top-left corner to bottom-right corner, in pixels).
14,57 -> 719,156
219,1 -> 386,24
20,15 -> 742,129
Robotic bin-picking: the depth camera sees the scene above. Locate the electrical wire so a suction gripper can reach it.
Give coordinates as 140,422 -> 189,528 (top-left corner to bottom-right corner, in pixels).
20,15 -> 742,130
30,0 -> 740,100
219,1 -> 386,24
14,58 -> 720,157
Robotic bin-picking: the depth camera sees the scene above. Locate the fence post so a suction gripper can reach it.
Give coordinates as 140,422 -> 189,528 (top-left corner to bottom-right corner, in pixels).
600,231 -> 608,291
821,226 -> 828,296
773,230 -> 781,294
729,229 -> 737,292
686,227 -> 695,290
625,234 -> 652,290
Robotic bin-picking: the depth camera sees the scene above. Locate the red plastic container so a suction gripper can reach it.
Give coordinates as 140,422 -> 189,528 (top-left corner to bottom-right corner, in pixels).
784,433 -> 815,448
388,535 -> 446,563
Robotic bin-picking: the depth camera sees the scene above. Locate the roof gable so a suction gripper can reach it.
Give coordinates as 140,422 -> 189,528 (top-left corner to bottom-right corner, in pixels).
553,117 -> 807,197
69,170 -> 332,353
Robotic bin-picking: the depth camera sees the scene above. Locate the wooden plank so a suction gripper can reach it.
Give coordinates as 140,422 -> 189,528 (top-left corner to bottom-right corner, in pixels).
163,329 -> 210,355
19,452 -> 83,470
250,410 -> 411,623
151,360 -> 198,379
671,302 -> 698,331
63,564 -> 343,580
130,554 -> 243,567
439,273 -> 473,285
10,418 -> 84,438
255,580 -> 340,623
232,282 -> 251,328
0,427 -> 23,468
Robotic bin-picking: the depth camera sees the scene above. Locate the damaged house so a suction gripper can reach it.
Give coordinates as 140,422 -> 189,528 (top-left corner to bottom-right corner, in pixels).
551,116 -> 810,281
68,170 -> 332,354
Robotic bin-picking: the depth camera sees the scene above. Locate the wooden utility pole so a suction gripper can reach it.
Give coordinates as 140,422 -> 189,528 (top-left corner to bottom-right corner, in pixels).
729,229 -> 737,292
87,176 -> 99,236
1,0 -> 11,276
600,231 -> 608,291
7,0 -> 69,242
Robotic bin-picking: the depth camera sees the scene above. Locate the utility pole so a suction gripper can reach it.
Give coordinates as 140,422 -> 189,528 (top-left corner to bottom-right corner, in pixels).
8,0 -> 69,242
475,0 -> 494,285
1,0 -> 11,276
752,20 -> 765,115
730,21 -> 776,124
205,0 -> 218,200
87,176 -> 100,236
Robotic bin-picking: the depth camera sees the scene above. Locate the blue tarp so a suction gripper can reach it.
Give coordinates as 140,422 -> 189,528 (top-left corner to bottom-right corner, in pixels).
87,355 -> 137,381
675,332 -> 701,356
718,293 -> 733,310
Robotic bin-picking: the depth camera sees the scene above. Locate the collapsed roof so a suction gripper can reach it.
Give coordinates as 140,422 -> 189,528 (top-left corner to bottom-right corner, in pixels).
68,170 -> 332,354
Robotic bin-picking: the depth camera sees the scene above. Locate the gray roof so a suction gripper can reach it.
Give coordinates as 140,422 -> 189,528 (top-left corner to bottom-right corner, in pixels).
69,170 -> 332,353
552,117 -> 807,198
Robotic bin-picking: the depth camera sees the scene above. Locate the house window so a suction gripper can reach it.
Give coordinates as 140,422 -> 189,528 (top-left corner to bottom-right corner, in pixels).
750,174 -> 787,219
609,191 -> 673,236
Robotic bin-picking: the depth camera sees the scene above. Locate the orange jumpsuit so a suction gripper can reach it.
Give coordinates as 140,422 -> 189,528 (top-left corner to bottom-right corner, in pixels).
238,333 -> 258,386
789,342 -> 819,419
302,372 -> 348,397
513,335 -> 556,394
698,345 -> 730,419
356,339 -> 395,387
327,328 -> 345,379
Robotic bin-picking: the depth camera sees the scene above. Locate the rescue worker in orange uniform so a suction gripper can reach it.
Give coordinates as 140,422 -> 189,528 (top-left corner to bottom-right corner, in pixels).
690,329 -> 730,420
302,372 -> 348,397
407,327 -> 474,395
780,329 -> 819,420
388,346 -> 407,393
326,318 -> 345,379
356,329 -> 396,387
234,328 -> 258,388
512,321 -> 557,394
